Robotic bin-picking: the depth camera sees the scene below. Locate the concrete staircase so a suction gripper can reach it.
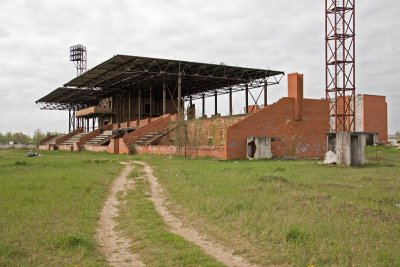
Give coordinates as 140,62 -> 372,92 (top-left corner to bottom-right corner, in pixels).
43,135 -> 65,145
134,132 -> 164,146
85,131 -> 113,146
60,132 -> 87,146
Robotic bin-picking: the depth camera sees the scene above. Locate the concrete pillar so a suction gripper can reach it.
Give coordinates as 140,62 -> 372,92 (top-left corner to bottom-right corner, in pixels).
335,132 -> 351,166
351,133 -> 367,166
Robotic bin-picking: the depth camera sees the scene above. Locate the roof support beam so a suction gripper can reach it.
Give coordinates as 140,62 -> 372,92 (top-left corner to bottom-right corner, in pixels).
229,88 -> 233,116
138,89 -> 142,121
245,84 -> 249,114
214,90 -> 218,115
202,93 -> 205,117
150,84 -> 153,118
264,81 -> 268,106
162,79 -> 166,115
178,72 -> 182,119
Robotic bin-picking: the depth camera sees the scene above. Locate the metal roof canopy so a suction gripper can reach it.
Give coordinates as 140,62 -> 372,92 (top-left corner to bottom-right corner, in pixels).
37,54 -> 284,110
36,87 -> 109,110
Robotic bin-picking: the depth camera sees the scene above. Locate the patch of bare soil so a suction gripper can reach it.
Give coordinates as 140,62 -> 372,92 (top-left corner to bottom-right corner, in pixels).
134,161 -> 258,267
96,163 -> 144,267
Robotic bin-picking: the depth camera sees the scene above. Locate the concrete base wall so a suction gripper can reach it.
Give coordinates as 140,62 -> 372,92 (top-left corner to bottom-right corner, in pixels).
331,132 -> 370,166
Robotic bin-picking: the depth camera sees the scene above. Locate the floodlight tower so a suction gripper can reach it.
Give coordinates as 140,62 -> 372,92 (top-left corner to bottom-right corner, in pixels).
325,0 -> 356,132
70,44 -> 87,76
68,44 -> 87,132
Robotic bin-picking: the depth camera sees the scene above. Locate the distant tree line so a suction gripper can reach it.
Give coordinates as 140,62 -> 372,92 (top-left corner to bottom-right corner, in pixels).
0,130 -> 62,145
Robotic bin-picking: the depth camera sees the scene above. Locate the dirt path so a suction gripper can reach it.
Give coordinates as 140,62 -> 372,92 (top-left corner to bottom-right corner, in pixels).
96,163 -> 144,267
134,161 -> 258,267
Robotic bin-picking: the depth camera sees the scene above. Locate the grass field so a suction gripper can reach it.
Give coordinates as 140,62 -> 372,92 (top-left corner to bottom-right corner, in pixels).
147,146 -> 400,266
1,147 -> 399,266
0,150 -> 131,266
117,163 -> 223,266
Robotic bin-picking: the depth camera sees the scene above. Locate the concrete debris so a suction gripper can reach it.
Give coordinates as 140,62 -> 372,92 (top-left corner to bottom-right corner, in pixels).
389,140 -> 399,147
26,151 -> 41,157
323,150 -> 337,165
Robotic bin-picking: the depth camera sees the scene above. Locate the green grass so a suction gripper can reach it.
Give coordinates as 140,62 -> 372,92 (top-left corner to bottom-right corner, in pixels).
117,163 -> 224,267
147,146 -> 400,266
0,149 -> 131,266
1,147 -> 399,266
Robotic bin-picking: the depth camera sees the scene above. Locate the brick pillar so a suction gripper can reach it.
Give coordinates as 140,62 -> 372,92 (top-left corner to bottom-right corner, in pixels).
288,73 -> 303,121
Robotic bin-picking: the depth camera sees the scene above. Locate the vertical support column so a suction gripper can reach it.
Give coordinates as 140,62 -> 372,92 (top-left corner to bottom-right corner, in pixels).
128,89 -> 131,127
120,93 -> 123,126
149,84 -> 153,118
68,109 -> 72,133
202,93 -> 205,117
138,89 -> 142,121
264,81 -> 268,107
229,88 -> 233,116
178,72 -> 182,118
73,109 -> 76,131
162,79 -> 166,115
92,118 -> 95,131
245,84 -> 249,114
214,90 -> 218,115
86,118 -> 89,132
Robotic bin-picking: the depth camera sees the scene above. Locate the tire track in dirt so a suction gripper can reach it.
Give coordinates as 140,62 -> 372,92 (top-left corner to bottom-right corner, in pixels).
134,161 -> 258,267
96,163 -> 144,267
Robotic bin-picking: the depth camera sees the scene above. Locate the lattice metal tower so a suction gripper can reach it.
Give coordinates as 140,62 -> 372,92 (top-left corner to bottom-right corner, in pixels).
68,44 -> 87,132
325,0 -> 356,132
70,44 -> 87,76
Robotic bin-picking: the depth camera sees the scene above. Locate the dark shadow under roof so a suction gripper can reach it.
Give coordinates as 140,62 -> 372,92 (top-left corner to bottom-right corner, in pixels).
37,54 -> 284,110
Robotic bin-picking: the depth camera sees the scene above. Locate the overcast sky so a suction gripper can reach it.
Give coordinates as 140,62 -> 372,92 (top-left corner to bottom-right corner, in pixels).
1,0 -> 399,135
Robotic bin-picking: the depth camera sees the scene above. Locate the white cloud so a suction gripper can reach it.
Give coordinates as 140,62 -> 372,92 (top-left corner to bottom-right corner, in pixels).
0,0 -> 399,134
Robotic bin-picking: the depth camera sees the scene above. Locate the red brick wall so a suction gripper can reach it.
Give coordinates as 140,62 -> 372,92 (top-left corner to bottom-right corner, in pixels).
363,95 -> 388,142
226,97 -> 330,159
185,115 -> 246,146
84,145 -> 108,152
288,73 -> 304,121
106,138 -> 130,154
135,145 -> 225,159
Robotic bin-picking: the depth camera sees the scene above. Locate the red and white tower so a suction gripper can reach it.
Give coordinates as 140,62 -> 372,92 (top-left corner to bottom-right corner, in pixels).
325,0 -> 356,132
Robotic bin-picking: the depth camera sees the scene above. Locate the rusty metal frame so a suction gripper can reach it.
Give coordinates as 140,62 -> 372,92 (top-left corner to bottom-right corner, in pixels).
37,55 -> 284,111
325,0 -> 356,132
70,44 -> 87,76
